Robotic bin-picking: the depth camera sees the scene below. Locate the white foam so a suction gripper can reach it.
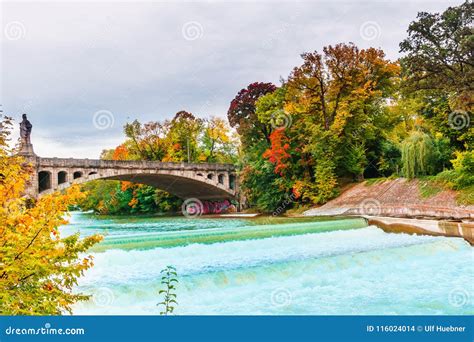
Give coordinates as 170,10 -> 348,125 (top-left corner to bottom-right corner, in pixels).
78,226 -> 442,285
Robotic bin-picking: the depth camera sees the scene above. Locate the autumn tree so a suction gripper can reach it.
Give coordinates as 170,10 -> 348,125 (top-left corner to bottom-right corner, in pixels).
262,128 -> 292,176
200,117 -> 238,163
166,111 -> 203,162
227,82 -> 277,146
112,143 -> 130,160
235,44 -> 400,209
286,43 -> 400,201
124,120 -> 170,161
0,116 -> 102,315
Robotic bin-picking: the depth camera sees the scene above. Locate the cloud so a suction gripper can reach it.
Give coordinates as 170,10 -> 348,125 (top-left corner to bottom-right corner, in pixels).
1,0 -> 463,158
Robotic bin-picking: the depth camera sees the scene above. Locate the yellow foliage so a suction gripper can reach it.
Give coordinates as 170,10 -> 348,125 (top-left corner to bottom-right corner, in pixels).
0,116 -> 102,315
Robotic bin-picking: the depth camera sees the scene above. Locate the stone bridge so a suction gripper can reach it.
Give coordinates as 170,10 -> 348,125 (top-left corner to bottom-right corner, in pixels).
23,156 -> 238,200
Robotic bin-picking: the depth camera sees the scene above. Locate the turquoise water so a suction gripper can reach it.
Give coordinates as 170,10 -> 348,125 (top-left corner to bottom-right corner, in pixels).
64,213 -> 474,315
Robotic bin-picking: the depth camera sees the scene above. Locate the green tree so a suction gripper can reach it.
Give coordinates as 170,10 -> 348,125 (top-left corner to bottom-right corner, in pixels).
167,111 -> 203,163
400,1 -> 473,109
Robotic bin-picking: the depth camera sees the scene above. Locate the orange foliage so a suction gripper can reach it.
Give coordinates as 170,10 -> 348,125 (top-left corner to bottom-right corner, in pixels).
128,197 -> 138,208
120,181 -> 133,192
112,144 -> 129,160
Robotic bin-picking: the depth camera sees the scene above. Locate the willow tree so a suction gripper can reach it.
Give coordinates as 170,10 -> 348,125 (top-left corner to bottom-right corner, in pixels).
401,131 -> 435,179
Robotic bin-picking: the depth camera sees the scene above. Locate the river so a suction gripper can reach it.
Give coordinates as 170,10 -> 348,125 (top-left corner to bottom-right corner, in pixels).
62,212 -> 473,315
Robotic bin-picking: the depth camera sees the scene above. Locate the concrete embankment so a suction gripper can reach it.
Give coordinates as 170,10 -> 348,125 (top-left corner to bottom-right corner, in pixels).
304,178 -> 473,220
366,216 -> 474,245
303,178 -> 474,244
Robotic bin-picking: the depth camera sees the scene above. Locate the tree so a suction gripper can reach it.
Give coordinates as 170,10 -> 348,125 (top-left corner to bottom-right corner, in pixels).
124,119 -> 170,161
262,128 -> 291,176
343,143 -> 368,181
200,117 -> 238,163
239,156 -> 291,212
255,86 -> 287,128
286,43 -> 399,198
112,144 -> 129,160
227,82 -> 277,146
399,1 -> 474,108
235,44 -> 400,210
401,131 -> 435,178
0,116 -> 102,315
166,111 -> 203,162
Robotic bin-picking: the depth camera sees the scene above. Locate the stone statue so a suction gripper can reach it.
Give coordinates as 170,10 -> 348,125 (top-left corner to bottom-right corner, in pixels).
19,113 -> 35,156
20,113 -> 32,145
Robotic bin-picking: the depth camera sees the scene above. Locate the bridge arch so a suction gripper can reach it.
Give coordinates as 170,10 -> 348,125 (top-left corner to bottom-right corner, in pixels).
73,171 -> 83,179
58,170 -> 68,185
38,171 -> 52,192
229,174 -> 236,190
99,172 -> 233,200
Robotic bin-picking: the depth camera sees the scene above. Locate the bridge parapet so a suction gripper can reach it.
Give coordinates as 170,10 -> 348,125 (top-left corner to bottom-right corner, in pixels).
38,157 -> 236,171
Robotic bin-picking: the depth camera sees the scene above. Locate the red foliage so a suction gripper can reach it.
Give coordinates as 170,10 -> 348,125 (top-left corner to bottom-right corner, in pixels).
263,128 -> 291,175
227,82 -> 276,131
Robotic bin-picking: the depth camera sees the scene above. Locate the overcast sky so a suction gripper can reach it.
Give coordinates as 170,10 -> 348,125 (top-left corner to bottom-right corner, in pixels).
1,0 -> 462,158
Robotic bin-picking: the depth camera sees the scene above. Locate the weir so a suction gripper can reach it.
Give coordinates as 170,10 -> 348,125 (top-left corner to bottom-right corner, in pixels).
91,217 -> 368,251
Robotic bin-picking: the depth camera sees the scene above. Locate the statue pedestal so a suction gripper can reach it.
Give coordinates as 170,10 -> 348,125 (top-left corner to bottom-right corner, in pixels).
18,143 -> 38,199
18,143 -> 36,156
